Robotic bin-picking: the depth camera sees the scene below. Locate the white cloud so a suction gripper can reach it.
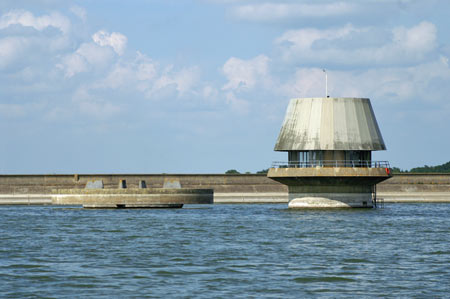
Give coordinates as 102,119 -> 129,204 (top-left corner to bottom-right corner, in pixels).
77,42 -> 116,67
0,37 -> 27,69
0,34 -> 69,71
218,49 -> 450,110
222,55 -> 270,90
173,66 -> 201,94
0,10 -> 73,71
71,86 -> 121,119
276,57 -> 450,103
92,30 -> 127,56
2,5 -> 445,129
89,52 -> 202,100
221,55 -> 276,113
92,53 -> 158,92
202,85 -> 219,101
70,5 -> 87,22
275,21 -> 437,66
280,68 -> 328,98
148,66 -> 201,98
357,58 -> 450,102
392,21 -> 436,53
225,91 -> 249,114
0,8 -> 210,123
232,2 -> 356,21
57,42 -> 116,77
99,64 -> 135,89
57,52 -> 88,78
135,52 -> 157,81
276,23 -> 360,50
0,10 -> 70,34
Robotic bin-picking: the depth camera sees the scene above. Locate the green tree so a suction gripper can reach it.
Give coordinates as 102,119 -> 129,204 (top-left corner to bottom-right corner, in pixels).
391,167 -> 407,174
225,169 -> 240,174
409,161 -> 450,173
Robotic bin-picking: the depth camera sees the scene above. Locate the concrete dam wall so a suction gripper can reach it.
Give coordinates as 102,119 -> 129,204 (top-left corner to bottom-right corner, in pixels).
0,173 -> 449,204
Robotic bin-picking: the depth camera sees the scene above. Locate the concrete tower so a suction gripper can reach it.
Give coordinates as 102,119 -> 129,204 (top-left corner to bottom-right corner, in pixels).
267,97 -> 391,208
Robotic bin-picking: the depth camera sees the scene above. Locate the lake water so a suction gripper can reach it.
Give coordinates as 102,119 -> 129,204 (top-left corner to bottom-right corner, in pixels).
1,203 -> 449,298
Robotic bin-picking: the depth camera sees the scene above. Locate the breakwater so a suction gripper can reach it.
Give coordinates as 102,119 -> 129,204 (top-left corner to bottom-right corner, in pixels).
1,173 -> 449,204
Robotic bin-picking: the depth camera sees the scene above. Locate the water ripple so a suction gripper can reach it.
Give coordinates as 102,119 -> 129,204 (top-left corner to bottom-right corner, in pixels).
0,203 -> 449,297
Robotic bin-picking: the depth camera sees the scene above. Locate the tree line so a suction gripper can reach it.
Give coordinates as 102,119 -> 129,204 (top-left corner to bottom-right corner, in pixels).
225,169 -> 269,174
391,161 -> 450,173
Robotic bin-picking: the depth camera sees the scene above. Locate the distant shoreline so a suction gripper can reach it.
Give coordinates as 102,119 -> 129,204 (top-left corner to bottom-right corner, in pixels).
1,173 -> 449,204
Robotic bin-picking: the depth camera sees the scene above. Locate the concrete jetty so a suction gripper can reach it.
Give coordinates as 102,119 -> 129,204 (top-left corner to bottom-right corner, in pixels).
48,178 -> 213,208
52,188 -> 213,208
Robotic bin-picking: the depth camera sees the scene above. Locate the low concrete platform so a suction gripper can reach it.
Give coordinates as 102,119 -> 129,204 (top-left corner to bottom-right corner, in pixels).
51,188 -> 213,208
378,192 -> 450,203
0,194 -> 52,205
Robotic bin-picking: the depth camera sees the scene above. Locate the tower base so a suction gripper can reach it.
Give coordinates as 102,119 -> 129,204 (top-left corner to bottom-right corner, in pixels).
288,193 -> 373,208
268,167 -> 391,209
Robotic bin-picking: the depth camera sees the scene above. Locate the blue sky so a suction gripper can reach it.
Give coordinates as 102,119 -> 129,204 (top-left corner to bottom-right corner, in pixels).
1,0 -> 449,174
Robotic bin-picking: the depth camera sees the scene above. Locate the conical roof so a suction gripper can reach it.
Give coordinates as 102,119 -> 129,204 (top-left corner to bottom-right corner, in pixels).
274,97 -> 386,151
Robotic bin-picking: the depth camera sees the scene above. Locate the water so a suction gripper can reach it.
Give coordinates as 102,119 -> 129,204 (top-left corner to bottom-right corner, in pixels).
1,204 -> 449,298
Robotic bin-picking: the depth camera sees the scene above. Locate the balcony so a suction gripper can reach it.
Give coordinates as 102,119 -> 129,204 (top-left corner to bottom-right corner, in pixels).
271,160 -> 390,169
268,161 -> 392,185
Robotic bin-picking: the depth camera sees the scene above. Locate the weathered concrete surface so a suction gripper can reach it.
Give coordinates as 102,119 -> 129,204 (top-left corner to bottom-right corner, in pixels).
0,194 -> 52,205
377,174 -> 450,202
85,180 -> 104,189
268,167 -> 390,177
288,196 -> 372,208
285,195 -> 371,208
268,167 -> 390,208
0,174 -> 282,194
274,98 -> 385,151
378,192 -> 450,203
52,188 -> 213,208
268,167 -> 390,185
1,174 -> 449,204
214,192 -> 288,203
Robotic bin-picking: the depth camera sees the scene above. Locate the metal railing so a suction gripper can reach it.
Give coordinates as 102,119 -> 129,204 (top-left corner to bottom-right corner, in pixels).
271,160 -> 390,168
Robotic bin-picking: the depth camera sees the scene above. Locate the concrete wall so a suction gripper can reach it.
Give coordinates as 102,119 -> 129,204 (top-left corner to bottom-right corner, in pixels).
376,174 -> 450,202
0,174 -> 284,193
0,173 -> 449,204
0,174 -> 286,204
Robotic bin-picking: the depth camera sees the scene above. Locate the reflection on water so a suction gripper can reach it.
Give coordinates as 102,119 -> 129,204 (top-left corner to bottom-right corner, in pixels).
1,204 -> 449,297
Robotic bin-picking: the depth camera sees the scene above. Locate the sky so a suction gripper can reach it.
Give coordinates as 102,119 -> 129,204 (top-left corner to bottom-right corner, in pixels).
1,0 -> 449,174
